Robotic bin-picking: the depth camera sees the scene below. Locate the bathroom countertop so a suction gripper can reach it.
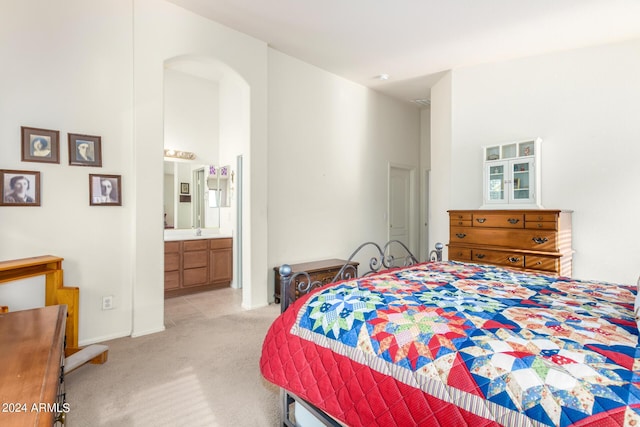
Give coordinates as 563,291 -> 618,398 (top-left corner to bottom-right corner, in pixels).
163,231 -> 232,241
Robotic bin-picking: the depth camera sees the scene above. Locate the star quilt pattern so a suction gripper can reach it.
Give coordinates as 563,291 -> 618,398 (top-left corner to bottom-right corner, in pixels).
287,262 -> 640,426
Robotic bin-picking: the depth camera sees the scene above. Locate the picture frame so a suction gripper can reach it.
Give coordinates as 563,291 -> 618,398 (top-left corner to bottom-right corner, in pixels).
69,133 -> 102,167
21,126 -> 60,164
0,169 -> 41,206
89,174 -> 121,206
180,182 -> 190,194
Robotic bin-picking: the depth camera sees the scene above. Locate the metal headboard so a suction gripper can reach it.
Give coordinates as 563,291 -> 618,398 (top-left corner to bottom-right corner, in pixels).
278,240 -> 443,312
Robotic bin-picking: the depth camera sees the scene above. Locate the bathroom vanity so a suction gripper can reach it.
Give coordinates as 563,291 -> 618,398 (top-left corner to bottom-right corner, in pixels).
164,234 -> 232,298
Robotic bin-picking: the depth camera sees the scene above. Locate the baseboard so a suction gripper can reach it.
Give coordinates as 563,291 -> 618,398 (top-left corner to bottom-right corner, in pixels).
78,330 -> 131,346
131,325 -> 165,338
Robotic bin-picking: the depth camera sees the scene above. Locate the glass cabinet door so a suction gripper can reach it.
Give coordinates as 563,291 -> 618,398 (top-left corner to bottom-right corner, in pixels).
510,159 -> 534,203
486,162 -> 506,203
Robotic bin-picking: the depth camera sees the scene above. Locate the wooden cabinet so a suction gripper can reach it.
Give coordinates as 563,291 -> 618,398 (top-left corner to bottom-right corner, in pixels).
0,305 -> 67,426
482,138 -> 542,208
273,259 -> 359,304
448,209 -> 573,276
164,237 -> 233,297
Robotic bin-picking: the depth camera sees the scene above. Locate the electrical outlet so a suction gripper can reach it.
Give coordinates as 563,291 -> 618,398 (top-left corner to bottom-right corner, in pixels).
102,295 -> 114,310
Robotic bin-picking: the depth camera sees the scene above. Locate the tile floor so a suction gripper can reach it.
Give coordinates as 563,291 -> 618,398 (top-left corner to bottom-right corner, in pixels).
164,286 -> 245,327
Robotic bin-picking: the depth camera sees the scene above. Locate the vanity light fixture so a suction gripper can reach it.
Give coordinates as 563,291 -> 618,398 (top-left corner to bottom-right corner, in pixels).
163,149 -> 196,160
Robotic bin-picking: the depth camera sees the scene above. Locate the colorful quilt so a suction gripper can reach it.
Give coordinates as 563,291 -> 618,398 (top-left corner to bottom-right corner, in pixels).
260,261 -> 640,426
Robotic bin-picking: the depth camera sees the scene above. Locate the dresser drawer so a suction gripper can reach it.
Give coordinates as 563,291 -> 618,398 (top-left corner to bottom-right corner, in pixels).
450,227 -> 558,251
525,213 -> 558,222
471,249 -> 524,268
449,212 -> 472,221
472,213 -> 524,228
448,247 -> 471,261
525,221 -> 557,231
525,256 -> 559,273
451,219 -> 472,227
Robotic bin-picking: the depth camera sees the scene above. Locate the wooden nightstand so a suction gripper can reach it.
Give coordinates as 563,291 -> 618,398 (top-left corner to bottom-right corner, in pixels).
273,258 -> 359,303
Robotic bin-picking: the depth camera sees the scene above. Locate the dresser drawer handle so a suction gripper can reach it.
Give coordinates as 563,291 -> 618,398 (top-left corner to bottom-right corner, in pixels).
532,237 -> 548,244
508,256 -> 520,263
476,218 -> 486,223
536,223 -> 543,228
507,218 -> 520,224
457,221 -> 463,225
475,254 -> 485,259
455,233 -> 466,239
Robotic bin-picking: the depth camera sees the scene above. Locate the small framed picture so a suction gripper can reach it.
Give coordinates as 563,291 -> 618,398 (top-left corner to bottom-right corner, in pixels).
21,126 -> 60,164
89,174 -> 121,206
69,133 -> 102,167
180,182 -> 190,194
0,169 -> 41,206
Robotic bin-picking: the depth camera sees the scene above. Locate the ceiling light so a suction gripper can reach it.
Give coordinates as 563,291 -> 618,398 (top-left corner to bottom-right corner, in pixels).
377,74 -> 390,81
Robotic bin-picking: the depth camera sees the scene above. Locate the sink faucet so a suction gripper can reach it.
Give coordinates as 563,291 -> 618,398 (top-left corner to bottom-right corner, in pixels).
195,227 -> 202,236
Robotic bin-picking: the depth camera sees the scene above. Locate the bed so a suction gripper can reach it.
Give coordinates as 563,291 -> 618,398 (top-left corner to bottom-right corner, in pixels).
260,241 -> 640,427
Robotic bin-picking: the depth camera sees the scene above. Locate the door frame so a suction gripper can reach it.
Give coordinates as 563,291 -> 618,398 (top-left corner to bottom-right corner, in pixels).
388,163 -> 417,257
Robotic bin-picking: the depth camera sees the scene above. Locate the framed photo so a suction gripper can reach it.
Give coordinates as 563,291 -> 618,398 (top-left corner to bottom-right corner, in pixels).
0,169 -> 41,206
21,126 -> 60,164
69,133 -> 102,167
89,174 -> 121,206
180,182 -> 190,194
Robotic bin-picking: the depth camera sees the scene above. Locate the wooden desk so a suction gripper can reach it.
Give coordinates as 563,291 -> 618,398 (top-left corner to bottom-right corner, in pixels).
0,305 -> 67,426
0,256 -> 79,354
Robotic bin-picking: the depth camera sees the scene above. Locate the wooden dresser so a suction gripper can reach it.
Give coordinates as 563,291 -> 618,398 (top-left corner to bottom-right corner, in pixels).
164,237 -> 233,297
448,209 -> 573,276
273,259 -> 359,304
0,305 -> 68,426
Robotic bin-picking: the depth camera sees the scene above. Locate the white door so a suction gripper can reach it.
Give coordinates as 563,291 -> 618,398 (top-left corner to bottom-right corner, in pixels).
389,167 -> 411,259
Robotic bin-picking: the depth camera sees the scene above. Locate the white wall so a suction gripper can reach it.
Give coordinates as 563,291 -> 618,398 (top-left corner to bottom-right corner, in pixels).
267,50 -> 421,300
0,0 -> 269,344
419,109 -> 431,259
164,69 -> 220,163
0,0 -> 134,343
431,39 -> 640,284
429,72 -> 454,259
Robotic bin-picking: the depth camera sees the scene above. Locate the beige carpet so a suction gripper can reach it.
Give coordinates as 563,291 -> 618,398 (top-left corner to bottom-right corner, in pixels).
65,289 -> 281,426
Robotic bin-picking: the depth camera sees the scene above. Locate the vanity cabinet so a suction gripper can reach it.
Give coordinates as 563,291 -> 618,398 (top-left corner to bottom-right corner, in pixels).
448,209 -> 573,276
164,237 -> 233,297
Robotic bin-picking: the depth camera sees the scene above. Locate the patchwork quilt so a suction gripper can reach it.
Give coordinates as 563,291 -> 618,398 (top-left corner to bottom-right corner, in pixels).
260,261 -> 640,426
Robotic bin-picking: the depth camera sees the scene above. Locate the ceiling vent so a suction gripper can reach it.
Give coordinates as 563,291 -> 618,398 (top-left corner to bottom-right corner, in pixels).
411,98 -> 431,107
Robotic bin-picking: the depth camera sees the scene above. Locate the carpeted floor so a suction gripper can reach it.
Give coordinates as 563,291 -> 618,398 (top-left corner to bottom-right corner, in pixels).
65,288 -> 281,426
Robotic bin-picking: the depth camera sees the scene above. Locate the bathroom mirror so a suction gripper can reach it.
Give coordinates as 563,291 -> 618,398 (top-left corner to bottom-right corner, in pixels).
164,161 -> 229,230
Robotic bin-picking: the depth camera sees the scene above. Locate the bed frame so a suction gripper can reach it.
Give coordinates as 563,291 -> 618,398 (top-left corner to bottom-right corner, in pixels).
276,240 -> 444,426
